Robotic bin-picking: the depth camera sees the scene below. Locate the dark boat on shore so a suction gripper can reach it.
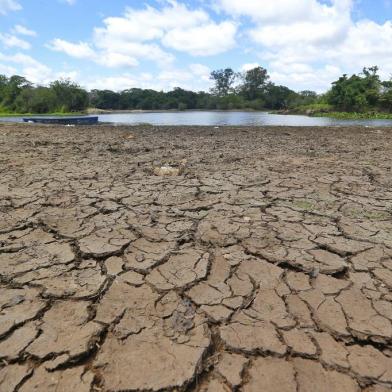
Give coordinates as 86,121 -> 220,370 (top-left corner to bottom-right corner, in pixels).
23,116 -> 99,125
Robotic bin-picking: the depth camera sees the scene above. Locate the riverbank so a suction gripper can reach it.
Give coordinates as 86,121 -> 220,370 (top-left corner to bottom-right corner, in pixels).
278,105 -> 392,120
1,124 -> 392,391
313,111 -> 392,120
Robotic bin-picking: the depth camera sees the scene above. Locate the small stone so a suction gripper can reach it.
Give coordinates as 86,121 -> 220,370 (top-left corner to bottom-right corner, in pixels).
135,253 -> 145,262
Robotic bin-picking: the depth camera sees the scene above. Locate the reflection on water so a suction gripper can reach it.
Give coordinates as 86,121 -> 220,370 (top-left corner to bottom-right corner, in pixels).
3,111 -> 392,127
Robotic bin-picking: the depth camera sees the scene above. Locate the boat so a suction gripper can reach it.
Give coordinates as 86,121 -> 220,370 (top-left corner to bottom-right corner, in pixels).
23,116 -> 99,125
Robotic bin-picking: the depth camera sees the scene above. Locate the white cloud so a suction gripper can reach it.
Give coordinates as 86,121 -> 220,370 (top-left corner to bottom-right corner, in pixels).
0,62 -> 17,75
189,63 -> 210,81
269,63 -> 343,92
94,2 -> 209,43
49,1 -> 237,68
13,25 -> 37,37
49,37 -> 174,68
82,73 -> 153,91
0,52 -> 80,85
98,52 -> 139,68
92,1 -> 237,60
0,52 -> 52,82
217,0 -> 392,91
258,18 -> 392,91
62,0 -> 76,5
162,21 -> 236,56
241,63 -> 260,72
217,0 -> 353,23
0,33 -> 31,50
48,39 -> 96,59
0,0 -> 21,15
95,40 -> 174,67
81,64 -> 213,92
4,0 -> 392,93
335,20 -> 392,72
243,0 -> 352,47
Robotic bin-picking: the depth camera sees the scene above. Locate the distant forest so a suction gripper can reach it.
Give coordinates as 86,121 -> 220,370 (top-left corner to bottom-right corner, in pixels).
1,65 -> 391,114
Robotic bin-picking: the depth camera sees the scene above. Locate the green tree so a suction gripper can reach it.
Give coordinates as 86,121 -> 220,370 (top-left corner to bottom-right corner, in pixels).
327,67 -> 381,112
50,79 -> 89,112
210,68 -> 237,97
1,75 -> 31,110
240,66 -> 269,100
380,79 -> 392,111
14,87 -> 56,113
90,89 -> 121,110
264,84 -> 297,110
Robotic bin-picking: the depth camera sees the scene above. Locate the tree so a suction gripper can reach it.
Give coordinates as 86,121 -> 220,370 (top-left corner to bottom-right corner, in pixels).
327,67 -> 382,112
240,66 -> 269,100
2,64 -> 392,115
264,84 -> 297,110
210,68 -> 237,97
380,79 -> 392,111
50,79 -> 89,112
14,87 -> 56,113
0,75 -> 8,94
1,75 -> 32,110
90,89 -> 121,110
362,66 -> 381,107
169,88 -> 198,109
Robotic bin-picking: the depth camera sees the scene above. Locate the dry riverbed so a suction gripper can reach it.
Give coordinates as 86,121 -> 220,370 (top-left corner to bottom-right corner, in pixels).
0,123 -> 392,391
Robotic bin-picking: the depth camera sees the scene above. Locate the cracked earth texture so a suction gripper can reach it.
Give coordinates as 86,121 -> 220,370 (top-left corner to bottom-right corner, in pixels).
0,123 -> 392,392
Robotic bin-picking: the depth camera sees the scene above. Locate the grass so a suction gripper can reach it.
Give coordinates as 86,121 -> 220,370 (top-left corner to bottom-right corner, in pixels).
285,103 -> 392,120
292,200 -> 315,211
311,111 -> 392,120
347,209 -> 391,220
292,103 -> 333,114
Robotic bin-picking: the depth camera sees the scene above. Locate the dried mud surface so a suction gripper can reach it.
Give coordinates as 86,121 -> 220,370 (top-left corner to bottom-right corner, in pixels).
1,123 -> 392,392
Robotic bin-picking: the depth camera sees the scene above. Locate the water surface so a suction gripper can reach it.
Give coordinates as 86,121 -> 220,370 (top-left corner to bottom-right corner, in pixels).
3,111 -> 392,127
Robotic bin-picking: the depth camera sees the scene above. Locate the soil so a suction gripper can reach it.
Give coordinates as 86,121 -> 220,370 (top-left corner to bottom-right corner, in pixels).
0,123 -> 392,391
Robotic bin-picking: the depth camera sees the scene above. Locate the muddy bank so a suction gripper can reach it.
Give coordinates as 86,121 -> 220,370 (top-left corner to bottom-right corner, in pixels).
1,123 -> 392,391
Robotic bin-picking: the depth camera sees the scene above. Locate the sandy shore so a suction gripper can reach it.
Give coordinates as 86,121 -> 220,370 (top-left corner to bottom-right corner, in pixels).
1,123 -> 392,391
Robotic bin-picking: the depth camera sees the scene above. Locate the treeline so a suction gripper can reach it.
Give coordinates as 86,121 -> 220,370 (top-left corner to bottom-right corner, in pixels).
89,67 -> 316,111
326,66 -> 392,112
0,75 -> 88,114
0,65 -> 391,114
0,67 -> 316,114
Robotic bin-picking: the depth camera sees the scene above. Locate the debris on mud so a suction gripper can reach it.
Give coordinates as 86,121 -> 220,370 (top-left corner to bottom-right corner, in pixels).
153,159 -> 187,176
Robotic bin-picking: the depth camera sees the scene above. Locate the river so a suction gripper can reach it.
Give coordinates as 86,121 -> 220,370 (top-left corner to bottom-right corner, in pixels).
3,111 -> 392,126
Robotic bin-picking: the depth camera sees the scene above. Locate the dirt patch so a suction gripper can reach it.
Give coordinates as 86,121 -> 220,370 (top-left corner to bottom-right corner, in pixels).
0,123 -> 392,391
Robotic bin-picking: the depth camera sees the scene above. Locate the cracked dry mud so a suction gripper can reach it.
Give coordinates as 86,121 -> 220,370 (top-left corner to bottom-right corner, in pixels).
0,123 -> 392,392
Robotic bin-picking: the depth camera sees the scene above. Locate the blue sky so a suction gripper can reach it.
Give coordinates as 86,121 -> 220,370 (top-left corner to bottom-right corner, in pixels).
0,0 -> 391,92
